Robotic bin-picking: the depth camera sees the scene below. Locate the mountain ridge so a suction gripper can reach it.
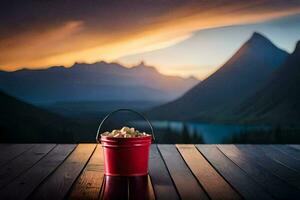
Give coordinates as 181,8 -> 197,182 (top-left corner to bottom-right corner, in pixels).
0,90 -> 79,142
0,61 -> 198,104
147,32 -> 289,120
234,39 -> 300,125
0,61 -> 198,81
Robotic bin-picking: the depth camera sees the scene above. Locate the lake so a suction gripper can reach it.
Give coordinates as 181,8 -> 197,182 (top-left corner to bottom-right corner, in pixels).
132,121 -> 269,143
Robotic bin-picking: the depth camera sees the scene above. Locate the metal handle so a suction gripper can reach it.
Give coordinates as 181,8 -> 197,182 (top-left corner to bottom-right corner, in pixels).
96,108 -> 155,143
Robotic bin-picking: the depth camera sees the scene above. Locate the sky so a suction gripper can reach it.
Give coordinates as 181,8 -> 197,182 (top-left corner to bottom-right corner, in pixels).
119,13 -> 300,78
1,0 -> 300,79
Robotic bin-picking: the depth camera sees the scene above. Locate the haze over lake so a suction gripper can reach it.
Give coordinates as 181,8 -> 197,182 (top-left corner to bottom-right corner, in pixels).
133,121 -> 270,143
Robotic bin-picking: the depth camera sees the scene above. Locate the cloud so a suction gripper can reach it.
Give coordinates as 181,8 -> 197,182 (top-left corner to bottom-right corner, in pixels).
1,0 -> 300,70
0,21 -> 84,67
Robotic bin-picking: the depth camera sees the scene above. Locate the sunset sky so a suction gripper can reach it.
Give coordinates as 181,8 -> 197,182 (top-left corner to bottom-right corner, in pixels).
1,0 -> 300,78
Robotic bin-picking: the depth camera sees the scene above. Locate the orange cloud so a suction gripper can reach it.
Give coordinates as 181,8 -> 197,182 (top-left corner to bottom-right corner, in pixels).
1,1 -> 300,71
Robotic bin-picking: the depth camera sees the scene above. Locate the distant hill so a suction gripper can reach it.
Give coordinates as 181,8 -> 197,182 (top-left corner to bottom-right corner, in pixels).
148,32 -> 288,120
0,90 -> 78,142
235,41 -> 300,125
0,61 -> 198,104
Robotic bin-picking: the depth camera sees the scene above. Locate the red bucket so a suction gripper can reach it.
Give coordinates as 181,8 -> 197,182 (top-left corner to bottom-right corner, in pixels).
96,109 -> 154,176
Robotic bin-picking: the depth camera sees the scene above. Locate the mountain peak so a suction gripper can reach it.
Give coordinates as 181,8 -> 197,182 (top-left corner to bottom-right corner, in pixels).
135,61 -> 148,68
294,40 -> 300,53
138,61 -> 146,66
247,32 -> 271,44
132,61 -> 157,72
251,32 -> 266,39
237,32 -> 285,56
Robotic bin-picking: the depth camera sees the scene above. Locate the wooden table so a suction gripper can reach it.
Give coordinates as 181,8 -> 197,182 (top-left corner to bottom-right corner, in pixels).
0,144 -> 300,200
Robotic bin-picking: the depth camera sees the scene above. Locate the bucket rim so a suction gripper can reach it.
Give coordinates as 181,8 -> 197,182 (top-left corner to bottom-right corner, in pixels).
101,135 -> 152,139
100,135 -> 152,143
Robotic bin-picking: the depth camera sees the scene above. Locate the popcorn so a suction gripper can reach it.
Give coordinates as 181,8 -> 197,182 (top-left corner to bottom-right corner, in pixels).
102,126 -> 150,138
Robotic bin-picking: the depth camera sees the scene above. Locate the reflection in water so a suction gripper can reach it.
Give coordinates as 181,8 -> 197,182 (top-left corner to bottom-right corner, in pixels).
100,175 -> 154,200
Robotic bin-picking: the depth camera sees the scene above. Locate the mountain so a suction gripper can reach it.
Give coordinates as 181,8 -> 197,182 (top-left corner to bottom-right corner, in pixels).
235,41 -> 300,125
148,32 -> 288,120
0,90 -> 78,142
0,61 -> 198,104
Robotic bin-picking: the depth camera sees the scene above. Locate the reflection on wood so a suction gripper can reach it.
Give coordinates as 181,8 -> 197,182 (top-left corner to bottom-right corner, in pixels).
100,175 -> 154,200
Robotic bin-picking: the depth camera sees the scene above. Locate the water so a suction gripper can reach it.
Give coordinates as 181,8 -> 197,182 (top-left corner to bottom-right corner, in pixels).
132,120 -> 269,143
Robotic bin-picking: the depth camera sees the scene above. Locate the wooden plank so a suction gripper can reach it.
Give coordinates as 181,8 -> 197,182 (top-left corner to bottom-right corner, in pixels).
258,145 -> 300,172
149,145 -> 179,200
0,144 -> 35,167
177,144 -> 241,200
100,176 -> 128,199
147,175 -> 155,200
0,144 -> 76,200
158,145 -> 208,200
0,144 -> 10,148
290,145 -> 300,151
29,144 -> 96,200
68,144 -> 104,200
0,144 -> 56,189
272,145 -> 300,161
237,145 -> 300,190
129,175 -> 156,200
99,175 -> 155,200
218,145 -> 300,200
196,145 -> 272,200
